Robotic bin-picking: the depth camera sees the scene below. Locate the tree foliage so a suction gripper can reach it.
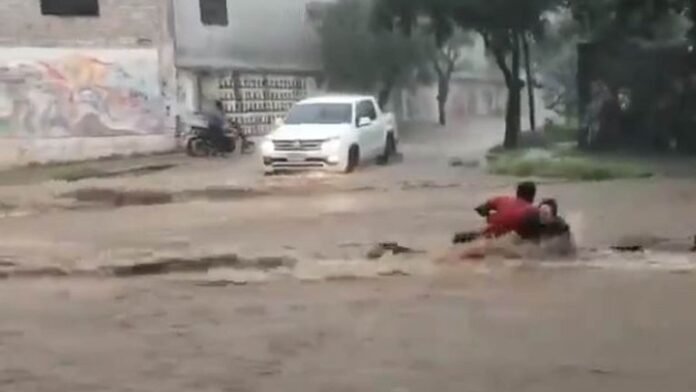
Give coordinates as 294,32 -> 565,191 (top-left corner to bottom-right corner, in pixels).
424,30 -> 474,125
314,0 -> 426,108
535,11 -> 580,120
567,0 -> 696,152
568,0 -> 693,43
373,0 -> 561,148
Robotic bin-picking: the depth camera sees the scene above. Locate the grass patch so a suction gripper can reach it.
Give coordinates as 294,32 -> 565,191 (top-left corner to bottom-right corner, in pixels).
488,150 -> 653,181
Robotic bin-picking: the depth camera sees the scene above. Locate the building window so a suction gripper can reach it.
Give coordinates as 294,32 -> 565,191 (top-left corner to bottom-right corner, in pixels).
199,0 -> 228,26
40,0 -> 100,16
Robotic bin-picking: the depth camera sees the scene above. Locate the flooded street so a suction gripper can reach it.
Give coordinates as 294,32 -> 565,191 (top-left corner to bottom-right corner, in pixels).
3,270 -> 696,392
1,119 -> 696,390
3,0 -> 696,388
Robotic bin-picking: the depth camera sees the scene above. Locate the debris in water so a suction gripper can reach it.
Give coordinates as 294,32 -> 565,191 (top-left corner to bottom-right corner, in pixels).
453,231 -> 480,244
0,258 -> 16,267
401,181 -> 460,190
611,245 -> 644,253
366,242 -> 423,260
237,256 -> 297,270
448,157 -> 479,168
449,158 -> 465,167
611,234 -> 669,253
588,368 -> 615,376
378,270 -> 411,277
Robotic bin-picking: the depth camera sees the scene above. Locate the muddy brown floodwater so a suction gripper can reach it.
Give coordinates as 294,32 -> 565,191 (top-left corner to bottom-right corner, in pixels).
1,119 -> 696,391
2,269 -> 696,392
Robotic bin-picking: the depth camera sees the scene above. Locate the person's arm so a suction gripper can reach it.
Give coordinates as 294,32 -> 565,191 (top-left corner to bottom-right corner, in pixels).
475,197 -> 500,218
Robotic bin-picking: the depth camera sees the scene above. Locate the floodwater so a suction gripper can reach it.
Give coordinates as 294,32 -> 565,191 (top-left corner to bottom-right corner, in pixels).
1,118 -> 696,390
3,266 -> 696,392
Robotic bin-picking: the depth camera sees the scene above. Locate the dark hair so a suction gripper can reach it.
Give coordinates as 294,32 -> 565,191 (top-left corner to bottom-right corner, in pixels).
215,100 -> 223,110
516,181 -> 537,203
539,198 -> 559,216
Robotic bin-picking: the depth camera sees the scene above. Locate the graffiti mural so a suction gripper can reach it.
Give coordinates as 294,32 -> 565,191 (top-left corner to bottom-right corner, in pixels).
0,48 -> 165,138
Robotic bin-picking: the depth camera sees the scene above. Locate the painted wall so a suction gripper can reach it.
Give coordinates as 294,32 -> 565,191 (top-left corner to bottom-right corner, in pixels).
0,48 -> 175,165
0,48 -> 165,138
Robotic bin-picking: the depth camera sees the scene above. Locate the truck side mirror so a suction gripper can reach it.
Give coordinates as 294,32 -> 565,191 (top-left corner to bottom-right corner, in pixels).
358,117 -> 372,127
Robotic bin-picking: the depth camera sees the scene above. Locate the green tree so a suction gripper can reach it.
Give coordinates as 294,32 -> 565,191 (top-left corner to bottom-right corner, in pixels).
535,10 -> 580,122
568,0 -> 691,42
424,31 -> 474,126
567,0 -> 692,151
373,0 -> 560,148
689,0 -> 696,43
314,0 -> 426,108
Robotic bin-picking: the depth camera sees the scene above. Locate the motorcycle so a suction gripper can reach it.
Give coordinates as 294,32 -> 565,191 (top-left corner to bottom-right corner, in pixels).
185,126 -> 236,157
182,112 -> 255,157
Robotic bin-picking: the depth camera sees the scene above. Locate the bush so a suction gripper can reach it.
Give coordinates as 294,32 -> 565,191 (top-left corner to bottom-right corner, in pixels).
488,152 -> 653,181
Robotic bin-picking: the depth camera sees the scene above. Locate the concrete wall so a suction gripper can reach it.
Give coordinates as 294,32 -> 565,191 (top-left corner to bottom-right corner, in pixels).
0,0 -> 176,166
0,0 -> 165,48
173,0 -> 326,72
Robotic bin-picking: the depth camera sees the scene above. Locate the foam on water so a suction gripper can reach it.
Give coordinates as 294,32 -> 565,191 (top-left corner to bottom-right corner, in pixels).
170,239 -> 696,287
572,249 -> 696,271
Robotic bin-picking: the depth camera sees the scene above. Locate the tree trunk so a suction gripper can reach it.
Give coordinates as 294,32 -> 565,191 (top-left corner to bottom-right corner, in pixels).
437,76 -> 450,126
378,85 -> 392,110
689,0 -> 696,43
377,68 -> 398,110
504,32 -> 522,149
377,81 -> 394,110
522,33 -> 536,132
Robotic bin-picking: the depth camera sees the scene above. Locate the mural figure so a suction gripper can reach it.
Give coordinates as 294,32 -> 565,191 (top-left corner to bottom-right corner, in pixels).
0,51 -> 165,138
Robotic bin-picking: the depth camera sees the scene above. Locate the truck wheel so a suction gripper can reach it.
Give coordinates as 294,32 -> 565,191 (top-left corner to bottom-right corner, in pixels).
344,145 -> 359,173
377,133 -> 396,165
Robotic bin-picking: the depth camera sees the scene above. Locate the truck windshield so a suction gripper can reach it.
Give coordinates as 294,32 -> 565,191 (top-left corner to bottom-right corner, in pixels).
285,103 -> 352,125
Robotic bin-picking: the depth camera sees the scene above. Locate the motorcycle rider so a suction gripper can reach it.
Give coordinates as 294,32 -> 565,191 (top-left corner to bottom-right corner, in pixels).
206,100 -> 229,155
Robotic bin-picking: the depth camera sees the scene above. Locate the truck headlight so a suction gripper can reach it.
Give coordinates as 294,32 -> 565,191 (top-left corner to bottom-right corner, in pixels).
323,137 -> 341,152
261,138 -> 275,154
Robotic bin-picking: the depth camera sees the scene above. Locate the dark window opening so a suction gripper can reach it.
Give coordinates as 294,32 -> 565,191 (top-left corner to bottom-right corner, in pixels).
285,104 -> 353,125
40,0 -> 100,16
199,0 -> 229,26
357,101 -> 377,120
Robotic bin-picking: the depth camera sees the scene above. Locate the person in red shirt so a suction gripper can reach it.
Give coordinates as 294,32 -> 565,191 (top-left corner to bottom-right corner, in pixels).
450,181 -> 538,245
476,181 -> 538,239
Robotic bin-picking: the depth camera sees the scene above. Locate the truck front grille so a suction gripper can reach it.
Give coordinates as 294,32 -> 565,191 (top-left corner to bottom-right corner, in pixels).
273,140 -> 323,151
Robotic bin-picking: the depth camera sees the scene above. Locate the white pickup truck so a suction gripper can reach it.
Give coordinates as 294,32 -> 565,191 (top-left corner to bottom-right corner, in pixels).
261,95 -> 398,174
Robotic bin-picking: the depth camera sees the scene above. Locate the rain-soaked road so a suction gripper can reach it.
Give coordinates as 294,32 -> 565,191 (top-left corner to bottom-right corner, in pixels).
3,269 -> 696,392
2,118 -> 696,391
